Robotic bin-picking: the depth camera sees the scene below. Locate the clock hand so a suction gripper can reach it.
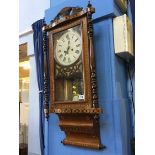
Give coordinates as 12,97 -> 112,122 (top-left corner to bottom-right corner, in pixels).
64,46 -> 70,56
66,46 -> 70,54
67,46 -> 70,51
64,40 -> 71,56
67,40 -> 71,51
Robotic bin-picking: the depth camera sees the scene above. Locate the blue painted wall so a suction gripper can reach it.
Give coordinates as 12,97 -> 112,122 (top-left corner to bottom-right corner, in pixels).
45,0 -> 134,155
45,0 -> 114,24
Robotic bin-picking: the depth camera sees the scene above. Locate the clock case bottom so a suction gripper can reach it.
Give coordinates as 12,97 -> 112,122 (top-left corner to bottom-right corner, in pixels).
57,109 -> 104,150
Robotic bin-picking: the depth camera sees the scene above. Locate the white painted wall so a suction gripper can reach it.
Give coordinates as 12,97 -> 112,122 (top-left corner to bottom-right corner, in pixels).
28,56 -> 41,155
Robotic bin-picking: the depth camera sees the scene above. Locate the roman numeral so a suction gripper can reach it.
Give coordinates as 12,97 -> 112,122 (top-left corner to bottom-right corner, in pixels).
63,57 -> 66,62
76,44 -> 80,47
68,57 -> 71,62
66,34 -> 70,40
75,50 -> 79,54
59,54 -> 63,58
75,38 -> 78,42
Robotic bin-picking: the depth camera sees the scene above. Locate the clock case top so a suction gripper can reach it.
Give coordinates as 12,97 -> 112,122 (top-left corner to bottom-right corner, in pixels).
43,3 -> 104,149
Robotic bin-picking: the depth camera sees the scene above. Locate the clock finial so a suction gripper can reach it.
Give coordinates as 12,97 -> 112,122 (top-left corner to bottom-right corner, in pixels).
87,0 -> 95,14
87,1 -> 92,8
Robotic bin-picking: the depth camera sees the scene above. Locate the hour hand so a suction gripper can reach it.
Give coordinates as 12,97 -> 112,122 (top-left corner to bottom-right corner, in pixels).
67,45 -> 70,51
64,46 -> 70,55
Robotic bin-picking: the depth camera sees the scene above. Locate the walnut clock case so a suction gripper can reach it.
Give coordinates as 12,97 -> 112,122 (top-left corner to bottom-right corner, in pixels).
43,3 -> 104,150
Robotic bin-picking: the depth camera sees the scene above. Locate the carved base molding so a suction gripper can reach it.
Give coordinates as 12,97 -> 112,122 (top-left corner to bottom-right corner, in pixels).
51,108 -> 102,114
58,113 -> 104,149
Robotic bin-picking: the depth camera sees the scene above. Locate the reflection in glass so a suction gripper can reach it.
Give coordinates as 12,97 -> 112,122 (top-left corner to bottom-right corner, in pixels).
53,25 -> 84,102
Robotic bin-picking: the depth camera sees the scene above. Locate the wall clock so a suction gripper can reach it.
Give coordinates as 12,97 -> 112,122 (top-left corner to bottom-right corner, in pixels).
43,2 -> 104,150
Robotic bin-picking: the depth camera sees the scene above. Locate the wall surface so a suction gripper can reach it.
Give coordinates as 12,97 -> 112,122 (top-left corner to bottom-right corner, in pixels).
19,0 -> 49,33
19,0 -> 50,155
45,0 -> 134,155
28,57 -> 41,155
45,0 -> 114,24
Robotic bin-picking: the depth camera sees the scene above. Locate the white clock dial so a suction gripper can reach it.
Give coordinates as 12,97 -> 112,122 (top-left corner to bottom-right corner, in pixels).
54,30 -> 82,66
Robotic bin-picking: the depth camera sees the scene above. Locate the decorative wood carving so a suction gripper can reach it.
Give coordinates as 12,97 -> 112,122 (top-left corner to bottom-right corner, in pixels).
55,59 -> 82,78
44,2 -> 105,150
53,7 -> 83,22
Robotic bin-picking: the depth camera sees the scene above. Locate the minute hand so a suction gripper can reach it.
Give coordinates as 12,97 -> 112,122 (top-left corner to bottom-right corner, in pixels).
64,46 -> 70,56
